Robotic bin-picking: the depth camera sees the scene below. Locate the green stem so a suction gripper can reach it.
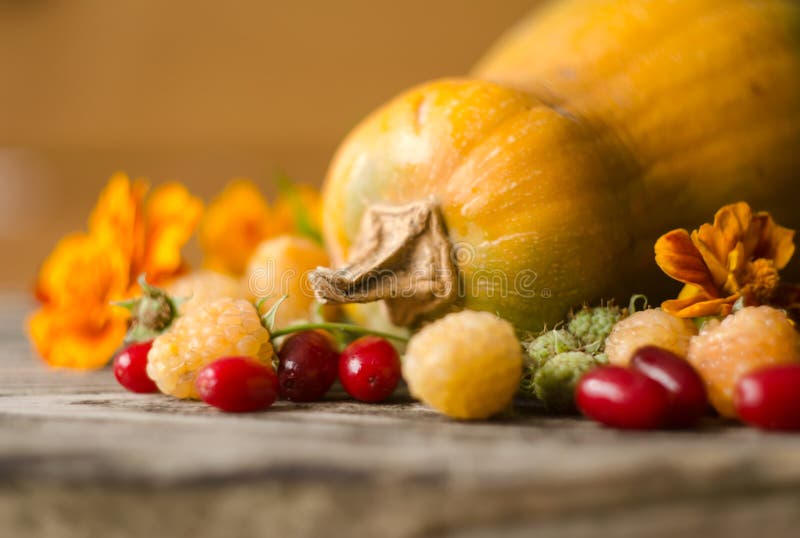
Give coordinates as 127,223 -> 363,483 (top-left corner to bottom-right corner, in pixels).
628,294 -> 649,314
274,172 -> 324,245
270,322 -> 408,343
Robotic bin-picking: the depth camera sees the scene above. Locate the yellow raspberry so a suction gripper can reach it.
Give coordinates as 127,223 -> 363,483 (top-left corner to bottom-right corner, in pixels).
687,306 -> 800,418
403,310 -> 522,420
605,308 -> 696,367
244,235 -> 333,329
146,297 -> 274,399
167,270 -> 247,313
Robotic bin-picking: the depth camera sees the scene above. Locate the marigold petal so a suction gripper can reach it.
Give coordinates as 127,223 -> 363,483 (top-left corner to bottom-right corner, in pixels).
691,228 -> 733,289
27,306 -> 127,369
199,179 -> 273,275
35,233 -> 129,309
89,172 -> 148,264
655,229 -> 718,297
692,202 -> 750,265
661,293 -> 738,318
752,213 -> 795,270
676,283 -> 704,300
714,202 -> 752,233
742,213 -> 767,258
717,241 -> 749,295
140,182 -> 204,283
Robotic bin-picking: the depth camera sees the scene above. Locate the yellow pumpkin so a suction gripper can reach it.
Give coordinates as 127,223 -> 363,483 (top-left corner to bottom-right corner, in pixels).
313,0 -> 800,333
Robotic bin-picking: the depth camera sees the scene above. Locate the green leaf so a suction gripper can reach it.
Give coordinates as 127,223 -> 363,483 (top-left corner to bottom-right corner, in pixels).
261,295 -> 289,333
273,171 -> 323,245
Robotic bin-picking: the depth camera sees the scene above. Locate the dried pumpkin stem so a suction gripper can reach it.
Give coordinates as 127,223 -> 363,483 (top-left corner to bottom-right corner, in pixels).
309,200 -> 458,327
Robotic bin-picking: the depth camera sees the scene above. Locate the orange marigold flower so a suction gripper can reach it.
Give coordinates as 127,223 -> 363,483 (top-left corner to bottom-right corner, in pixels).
199,178 -> 323,276
88,172 -> 148,270
139,182 -> 204,283
199,179 -> 272,276
272,183 -> 323,243
27,173 -> 203,369
655,201 -> 795,318
29,234 -> 130,369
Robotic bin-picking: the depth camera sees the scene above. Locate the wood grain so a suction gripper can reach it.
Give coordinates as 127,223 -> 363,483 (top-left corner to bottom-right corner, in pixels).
1,294 -> 799,537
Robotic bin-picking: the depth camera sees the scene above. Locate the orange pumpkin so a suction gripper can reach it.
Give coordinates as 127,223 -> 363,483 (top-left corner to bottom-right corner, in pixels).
312,0 -> 800,333
473,0 -> 800,229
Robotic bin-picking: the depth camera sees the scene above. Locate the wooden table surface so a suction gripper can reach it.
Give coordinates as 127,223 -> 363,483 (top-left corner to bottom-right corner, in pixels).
1,293 -> 799,538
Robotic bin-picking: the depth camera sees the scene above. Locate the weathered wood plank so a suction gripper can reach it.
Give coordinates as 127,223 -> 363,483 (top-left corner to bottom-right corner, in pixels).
2,294 -> 800,537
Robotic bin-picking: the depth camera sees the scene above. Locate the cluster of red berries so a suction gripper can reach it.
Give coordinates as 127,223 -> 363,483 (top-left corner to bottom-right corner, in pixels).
113,332 -> 402,412
576,345 -> 800,431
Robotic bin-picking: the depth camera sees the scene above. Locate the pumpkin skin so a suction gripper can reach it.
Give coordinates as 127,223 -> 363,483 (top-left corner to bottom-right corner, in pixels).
321,0 -> 800,333
323,79 -> 642,331
473,0 -> 800,235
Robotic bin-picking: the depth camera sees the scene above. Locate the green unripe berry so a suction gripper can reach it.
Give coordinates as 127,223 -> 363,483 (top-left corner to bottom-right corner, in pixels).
533,351 -> 599,412
525,329 -> 581,368
520,329 -> 581,395
567,305 -> 624,352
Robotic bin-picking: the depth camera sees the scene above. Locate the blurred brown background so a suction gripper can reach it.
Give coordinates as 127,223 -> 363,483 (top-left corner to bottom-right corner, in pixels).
0,0 -> 535,290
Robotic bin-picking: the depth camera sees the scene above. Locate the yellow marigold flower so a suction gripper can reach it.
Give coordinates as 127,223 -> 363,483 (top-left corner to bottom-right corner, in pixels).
199,178 -> 323,276
27,173 -> 203,369
655,201 -> 795,318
